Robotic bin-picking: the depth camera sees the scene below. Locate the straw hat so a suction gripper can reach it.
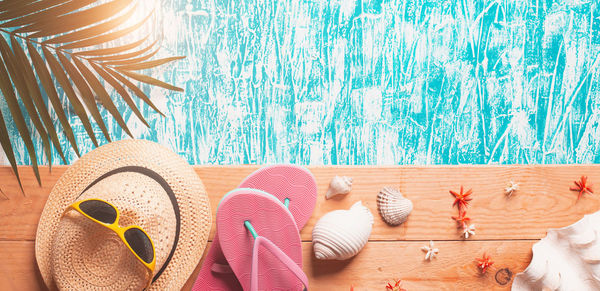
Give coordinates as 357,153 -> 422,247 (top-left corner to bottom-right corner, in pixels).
35,139 -> 211,290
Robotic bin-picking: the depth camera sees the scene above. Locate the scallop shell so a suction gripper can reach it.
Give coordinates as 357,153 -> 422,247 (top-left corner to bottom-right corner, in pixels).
325,176 -> 353,199
312,201 -> 373,260
512,211 -> 600,290
377,187 -> 413,226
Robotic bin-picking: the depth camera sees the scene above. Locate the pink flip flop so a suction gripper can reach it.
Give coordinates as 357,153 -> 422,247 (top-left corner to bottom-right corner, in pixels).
192,165 -> 316,290
217,189 -> 308,290
238,164 -> 317,229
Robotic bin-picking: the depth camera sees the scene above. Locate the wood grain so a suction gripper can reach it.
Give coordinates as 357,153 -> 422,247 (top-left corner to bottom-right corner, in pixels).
0,241 -> 45,291
1,165 -> 599,241
2,240 -> 535,291
0,165 -> 597,290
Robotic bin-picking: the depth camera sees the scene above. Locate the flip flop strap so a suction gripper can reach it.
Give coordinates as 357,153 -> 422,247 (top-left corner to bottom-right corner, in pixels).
251,236 -> 308,291
210,263 -> 234,274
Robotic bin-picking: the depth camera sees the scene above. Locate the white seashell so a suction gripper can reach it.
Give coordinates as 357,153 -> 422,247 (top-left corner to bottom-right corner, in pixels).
512,211 -> 600,290
312,201 -> 373,260
462,224 -> 476,239
325,176 -> 353,199
421,240 -> 439,261
505,180 -> 520,197
377,187 -> 413,226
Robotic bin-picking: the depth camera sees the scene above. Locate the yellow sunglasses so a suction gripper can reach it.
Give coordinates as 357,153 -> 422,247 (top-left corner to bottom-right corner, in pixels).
62,198 -> 156,287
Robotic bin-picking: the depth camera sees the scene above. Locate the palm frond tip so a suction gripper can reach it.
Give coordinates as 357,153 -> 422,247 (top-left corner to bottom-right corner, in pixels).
0,0 -> 185,194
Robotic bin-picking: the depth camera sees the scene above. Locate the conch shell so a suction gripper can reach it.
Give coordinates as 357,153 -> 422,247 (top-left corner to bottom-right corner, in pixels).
512,211 -> 600,290
325,176 -> 353,199
312,201 -> 373,260
377,187 -> 413,226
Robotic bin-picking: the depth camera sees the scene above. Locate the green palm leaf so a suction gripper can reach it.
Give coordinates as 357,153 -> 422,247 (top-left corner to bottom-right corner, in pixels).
0,0 -> 185,195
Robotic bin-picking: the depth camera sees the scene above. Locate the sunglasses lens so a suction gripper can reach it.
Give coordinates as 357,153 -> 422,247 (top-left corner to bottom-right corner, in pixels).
78,200 -> 117,224
124,228 -> 154,264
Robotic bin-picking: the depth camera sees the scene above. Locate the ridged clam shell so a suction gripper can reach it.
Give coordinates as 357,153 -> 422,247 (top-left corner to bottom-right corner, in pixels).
377,187 -> 413,226
513,211 -> 600,290
325,176 -> 353,199
312,201 -> 373,260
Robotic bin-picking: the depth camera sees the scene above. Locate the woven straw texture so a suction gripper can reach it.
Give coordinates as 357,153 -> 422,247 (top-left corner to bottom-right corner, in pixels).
35,139 -> 212,290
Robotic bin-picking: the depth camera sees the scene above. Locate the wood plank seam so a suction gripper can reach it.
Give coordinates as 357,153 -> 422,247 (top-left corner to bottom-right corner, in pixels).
2,165 -> 598,290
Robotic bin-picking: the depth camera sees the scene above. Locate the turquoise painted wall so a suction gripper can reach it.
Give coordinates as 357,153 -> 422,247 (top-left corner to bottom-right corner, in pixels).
3,0 -> 600,165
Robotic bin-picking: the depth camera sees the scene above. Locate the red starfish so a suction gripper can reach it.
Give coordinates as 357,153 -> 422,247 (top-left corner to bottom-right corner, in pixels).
450,186 -> 473,210
452,210 -> 471,229
570,176 -> 593,201
385,279 -> 407,291
476,253 -> 494,274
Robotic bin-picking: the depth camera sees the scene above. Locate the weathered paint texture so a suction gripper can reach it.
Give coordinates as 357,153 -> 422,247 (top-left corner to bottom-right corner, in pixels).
2,0 -> 600,165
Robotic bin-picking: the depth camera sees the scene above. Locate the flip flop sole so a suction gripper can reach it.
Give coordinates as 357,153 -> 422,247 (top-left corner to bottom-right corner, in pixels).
217,189 -> 303,291
191,233 -> 242,291
192,187 -> 249,291
239,165 -> 317,229
193,165 -> 314,290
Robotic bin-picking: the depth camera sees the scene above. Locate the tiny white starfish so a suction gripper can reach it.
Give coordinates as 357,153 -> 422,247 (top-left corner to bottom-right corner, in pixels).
463,224 -> 476,239
421,240 -> 439,260
505,181 -> 520,197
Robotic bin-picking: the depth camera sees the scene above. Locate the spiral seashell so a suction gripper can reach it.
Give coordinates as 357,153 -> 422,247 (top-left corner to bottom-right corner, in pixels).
513,211 -> 600,290
377,187 -> 413,226
312,201 -> 373,260
325,176 -> 353,199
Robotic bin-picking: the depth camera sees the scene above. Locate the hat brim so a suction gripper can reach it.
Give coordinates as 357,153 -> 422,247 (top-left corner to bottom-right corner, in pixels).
35,139 -> 212,290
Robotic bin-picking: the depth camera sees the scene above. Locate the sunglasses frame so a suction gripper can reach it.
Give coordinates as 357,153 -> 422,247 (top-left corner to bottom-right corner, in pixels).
62,198 -> 156,287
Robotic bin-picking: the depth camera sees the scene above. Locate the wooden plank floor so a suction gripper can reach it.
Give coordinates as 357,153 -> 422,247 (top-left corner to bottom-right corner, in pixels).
1,165 -> 599,290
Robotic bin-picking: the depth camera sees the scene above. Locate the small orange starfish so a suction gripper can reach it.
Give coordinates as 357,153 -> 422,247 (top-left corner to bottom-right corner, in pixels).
476,253 -> 494,274
385,279 -> 407,291
452,210 -> 471,229
570,176 -> 593,201
450,186 -> 473,210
